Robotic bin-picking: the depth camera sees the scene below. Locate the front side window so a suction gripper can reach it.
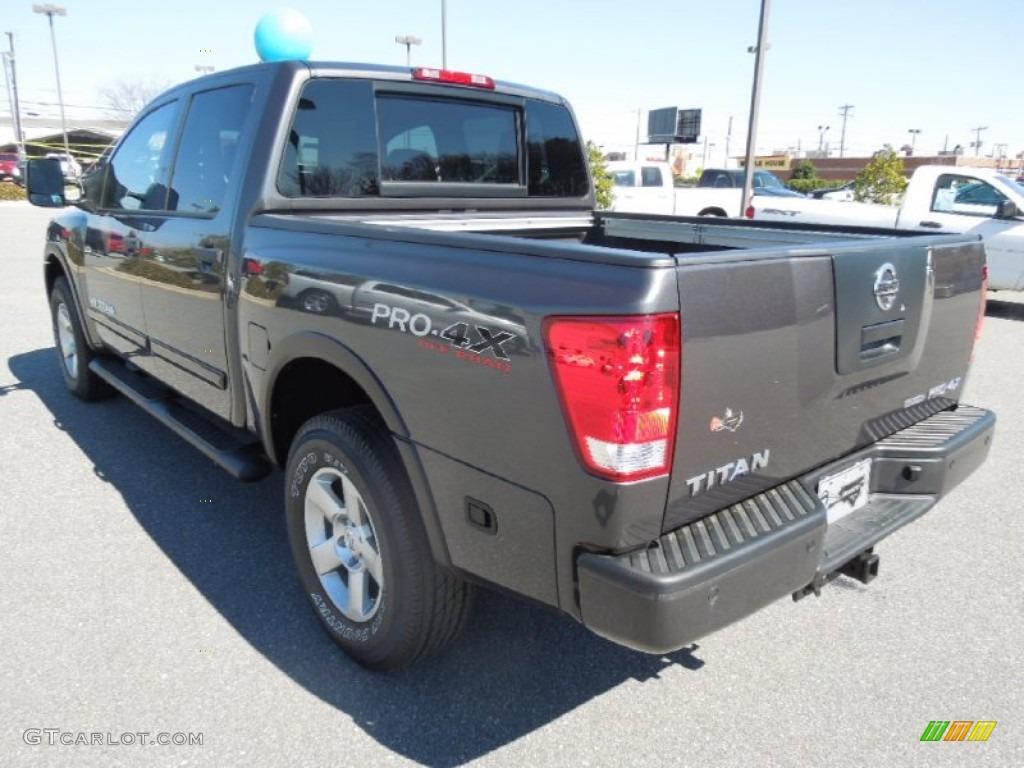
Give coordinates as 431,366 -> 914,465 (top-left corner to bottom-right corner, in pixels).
168,84 -> 255,215
611,169 -> 636,187
931,174 -> 1006,217
101,101 -> 179,211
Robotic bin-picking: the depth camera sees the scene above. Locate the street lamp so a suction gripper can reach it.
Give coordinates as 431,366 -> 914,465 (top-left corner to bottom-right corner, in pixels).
195,64 -> 214,75
740,0 -> 772,217
32,4 -> 70,161
908,128 -> 921,155
817,124 -> 830,154
394,34 -> 421,67
441,0 -> 447,68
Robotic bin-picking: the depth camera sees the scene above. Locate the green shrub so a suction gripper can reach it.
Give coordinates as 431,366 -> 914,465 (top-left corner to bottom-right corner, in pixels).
789,160 -> 819,181
586,141 -> 614,210
0,182 -> 27,201
854,146 -> 908,205
786,178 -> 852,194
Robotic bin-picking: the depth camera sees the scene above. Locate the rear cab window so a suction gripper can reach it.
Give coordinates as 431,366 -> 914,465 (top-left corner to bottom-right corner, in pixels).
277,77 -> 589,200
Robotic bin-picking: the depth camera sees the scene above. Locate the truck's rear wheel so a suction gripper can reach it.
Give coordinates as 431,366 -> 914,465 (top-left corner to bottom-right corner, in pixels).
49,277 -> 112,401
285,406 -> 473,670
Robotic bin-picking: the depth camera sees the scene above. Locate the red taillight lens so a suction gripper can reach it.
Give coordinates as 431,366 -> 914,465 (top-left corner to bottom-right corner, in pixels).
544,314 -> 681,481
745,204 -> 755,219
971,263 -> 988,361
412,67 -> 495,89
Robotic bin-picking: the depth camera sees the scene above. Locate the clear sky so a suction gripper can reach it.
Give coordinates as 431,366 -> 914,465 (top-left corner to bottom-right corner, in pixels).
3,0 -> 1022,165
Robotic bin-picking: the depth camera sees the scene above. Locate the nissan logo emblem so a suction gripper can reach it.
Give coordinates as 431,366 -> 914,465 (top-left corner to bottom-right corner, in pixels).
873,263 -> 900,311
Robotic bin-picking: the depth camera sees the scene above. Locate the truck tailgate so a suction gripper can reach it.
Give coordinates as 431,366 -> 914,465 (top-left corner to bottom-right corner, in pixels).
664,235 -> 986,531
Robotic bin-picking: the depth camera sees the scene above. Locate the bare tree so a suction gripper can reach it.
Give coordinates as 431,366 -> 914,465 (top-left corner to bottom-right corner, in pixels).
98,78 -> 172,120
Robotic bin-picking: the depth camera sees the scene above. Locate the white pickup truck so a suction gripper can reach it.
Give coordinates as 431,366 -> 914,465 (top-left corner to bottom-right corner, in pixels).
748,165 -> 1024,291
608,161 -> 804,217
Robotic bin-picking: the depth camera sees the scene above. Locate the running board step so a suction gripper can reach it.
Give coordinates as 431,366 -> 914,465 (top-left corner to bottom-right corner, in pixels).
89,358 -> 271,482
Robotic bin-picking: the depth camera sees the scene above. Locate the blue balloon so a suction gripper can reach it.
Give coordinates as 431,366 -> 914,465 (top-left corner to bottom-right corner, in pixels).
254,8 -> 314,62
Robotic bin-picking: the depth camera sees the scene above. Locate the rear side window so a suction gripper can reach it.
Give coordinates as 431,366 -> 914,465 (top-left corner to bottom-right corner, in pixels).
279,80 -> 380,197
641,166 -> 662,187
525,100 -> 589,197
168,84 -> 255,215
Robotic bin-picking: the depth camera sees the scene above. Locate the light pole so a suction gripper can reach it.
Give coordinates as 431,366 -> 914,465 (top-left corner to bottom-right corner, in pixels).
701,135 -> 715,169
817,124 -> 830,154
740,0 -> 771,216
907,128 -> 921,155
195,64 -> 214,75
441,0 -> 448,69
33,4 -> 70,160
394,35 -> 421,67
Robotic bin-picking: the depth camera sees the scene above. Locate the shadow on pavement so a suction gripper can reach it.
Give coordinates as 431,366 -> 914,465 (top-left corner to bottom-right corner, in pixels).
985,299 -> 1024,322
10,347 -> 704,766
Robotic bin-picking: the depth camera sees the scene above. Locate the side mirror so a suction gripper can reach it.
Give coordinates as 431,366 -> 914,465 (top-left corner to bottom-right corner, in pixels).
26,158 -> 67,207
995,199 -> 1020,219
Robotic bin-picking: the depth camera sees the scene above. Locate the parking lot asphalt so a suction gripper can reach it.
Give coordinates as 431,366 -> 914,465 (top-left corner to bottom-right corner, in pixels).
1,200 -> 1021,767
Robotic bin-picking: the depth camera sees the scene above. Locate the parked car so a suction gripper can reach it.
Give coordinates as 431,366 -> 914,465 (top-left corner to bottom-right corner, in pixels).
748,165 -> 1024,290
0,152 -> 22,183
45,152 -> 82,179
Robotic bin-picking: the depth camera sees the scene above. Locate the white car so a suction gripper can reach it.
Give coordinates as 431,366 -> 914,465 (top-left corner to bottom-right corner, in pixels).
46,152 -> 82,179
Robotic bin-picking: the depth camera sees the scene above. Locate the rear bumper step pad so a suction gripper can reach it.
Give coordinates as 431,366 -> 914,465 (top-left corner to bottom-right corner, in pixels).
576,405 -> 995,653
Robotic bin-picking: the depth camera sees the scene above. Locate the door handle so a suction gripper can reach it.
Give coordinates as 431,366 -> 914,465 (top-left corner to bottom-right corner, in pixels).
919,220 -> 943,229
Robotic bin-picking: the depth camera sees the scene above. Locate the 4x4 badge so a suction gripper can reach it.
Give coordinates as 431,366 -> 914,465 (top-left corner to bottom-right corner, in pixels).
710,408 -> 744,433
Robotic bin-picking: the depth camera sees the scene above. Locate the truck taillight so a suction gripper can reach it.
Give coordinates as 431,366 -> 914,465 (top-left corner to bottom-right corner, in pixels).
412,67 -> 495,89
745,204 -> 755,219
544,314 -> 680,482
971,264 -> 988,362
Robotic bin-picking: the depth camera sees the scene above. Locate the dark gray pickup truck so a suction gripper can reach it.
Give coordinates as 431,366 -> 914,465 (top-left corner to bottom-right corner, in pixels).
27,60 -> 995,670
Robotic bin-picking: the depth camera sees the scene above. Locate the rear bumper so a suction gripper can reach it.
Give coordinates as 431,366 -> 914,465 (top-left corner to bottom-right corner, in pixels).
576,405 -> 995,653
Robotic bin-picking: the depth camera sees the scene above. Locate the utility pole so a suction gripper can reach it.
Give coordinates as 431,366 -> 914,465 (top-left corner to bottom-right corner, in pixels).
3,32 -> 25,160
971,126 -> 988,156
837,104 -> 853,158
740,0 -> 772,217
725,115 -> 733,165
634,108 -> 641,161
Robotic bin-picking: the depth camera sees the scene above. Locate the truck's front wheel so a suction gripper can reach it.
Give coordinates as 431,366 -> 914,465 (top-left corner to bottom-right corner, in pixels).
285,407 -> 473,670
49,277 -> 111,401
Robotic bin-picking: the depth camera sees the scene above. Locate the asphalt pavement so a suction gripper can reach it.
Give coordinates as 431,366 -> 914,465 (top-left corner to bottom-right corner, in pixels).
1,200 -> 1021,767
